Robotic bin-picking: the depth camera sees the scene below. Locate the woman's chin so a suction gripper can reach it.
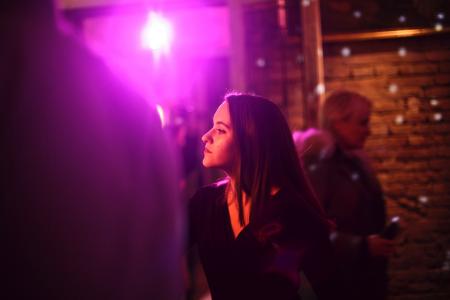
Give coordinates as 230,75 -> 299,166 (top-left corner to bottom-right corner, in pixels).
202,159 -> 213,168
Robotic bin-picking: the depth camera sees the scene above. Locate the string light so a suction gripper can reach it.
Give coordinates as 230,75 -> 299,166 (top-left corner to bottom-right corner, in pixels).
315,83 -> 325,95
308,164 -> 317,172
436,12 -> 445,20
319,148 -> 329,160
398,47 -> 407,57
443,262 -> 450,271
398,15 -> 407,23
389,83 -> 398,94
395,115 -> 404,125
353,10 -> 362,19
418,195 -> 428,204
341,47 -> 351,57
433,112 -> 443,122
255,57 -> 266,68
435,23 -> 443,31
330,232 -> 338,241
430,99 -> 439,107
302,0 -> 311,7
351,172 -> 360,181
317,48 -> 323,57
442,250 -> 450,271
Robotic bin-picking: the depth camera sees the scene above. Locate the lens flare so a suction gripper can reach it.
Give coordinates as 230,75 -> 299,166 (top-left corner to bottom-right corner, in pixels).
156,104 -> 166,127
140,12 -> 173,56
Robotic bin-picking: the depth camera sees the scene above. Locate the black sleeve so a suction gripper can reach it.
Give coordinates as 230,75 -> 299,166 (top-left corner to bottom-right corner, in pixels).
306,161 -> 369,267
282,192 -> 338,300
187,189 -> 202,250
302,228 -> 338,300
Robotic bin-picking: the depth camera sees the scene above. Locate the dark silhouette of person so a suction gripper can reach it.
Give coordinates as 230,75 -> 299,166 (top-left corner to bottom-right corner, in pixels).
294,90 -> 395,300
1,1 -> 183,299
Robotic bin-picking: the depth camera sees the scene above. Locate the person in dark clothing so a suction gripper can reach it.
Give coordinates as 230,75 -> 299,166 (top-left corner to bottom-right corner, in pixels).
294,90 -> 395,300
188,93 -> 336,300
1,1 -> 183,299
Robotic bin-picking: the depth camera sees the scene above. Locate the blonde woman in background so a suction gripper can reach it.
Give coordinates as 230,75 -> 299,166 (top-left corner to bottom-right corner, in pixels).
294,90 -> 396,300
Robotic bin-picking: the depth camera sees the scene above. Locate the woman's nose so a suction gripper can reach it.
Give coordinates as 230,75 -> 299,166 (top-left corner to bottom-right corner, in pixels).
201,129 -> 212,143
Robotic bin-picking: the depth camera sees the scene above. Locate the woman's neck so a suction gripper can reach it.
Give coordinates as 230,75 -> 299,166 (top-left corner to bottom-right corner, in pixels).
226,177 -> 249,205
226,176 -> 280,203
226,177 -> 250,237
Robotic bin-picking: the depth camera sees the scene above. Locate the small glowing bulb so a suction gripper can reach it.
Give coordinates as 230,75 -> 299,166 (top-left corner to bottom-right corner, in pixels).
435,23 -> 443,31
353,10 -> 362,19
430,99 -> 439,106
317,48 -> 323,57
398,15 -> 407,23
437,12 -> 445,20
302,0 -> 311,7
330,232 -> 338,241
418,195 -> 428,204
296,54 -> 304,64
341,47 -> 351,57
389,83 -> 398,94
398,47 -> 407,57
308,164 -> 317,172
319,149 -> 328,160
315,83 -> 325,95
433,113 -> 443,122
351,172 -> 359,181
256,58 -> 266,68
395,115 -> 404,125
442,262 -> 450,271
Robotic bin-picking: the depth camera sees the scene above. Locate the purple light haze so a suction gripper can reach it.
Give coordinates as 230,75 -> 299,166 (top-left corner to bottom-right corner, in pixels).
82,5 -> 229,108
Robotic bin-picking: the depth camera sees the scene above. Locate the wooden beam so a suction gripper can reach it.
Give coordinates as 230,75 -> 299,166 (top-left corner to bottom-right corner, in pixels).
323,27 -> 450,42
300,0 -> 324,128
229,0 -> 247,91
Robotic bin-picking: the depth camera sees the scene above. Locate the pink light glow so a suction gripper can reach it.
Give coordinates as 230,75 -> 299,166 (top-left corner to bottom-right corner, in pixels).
82,5 -> 229,107
156,104 -> 166,127
140,12 -> 173,56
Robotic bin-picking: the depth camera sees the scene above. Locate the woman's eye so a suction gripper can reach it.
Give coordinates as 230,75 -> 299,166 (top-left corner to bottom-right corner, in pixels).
216,128 -> 226,134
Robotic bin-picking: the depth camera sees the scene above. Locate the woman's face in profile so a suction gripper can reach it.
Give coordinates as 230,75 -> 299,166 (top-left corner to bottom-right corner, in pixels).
201,101 -> 238,173
333,103 -> 371,150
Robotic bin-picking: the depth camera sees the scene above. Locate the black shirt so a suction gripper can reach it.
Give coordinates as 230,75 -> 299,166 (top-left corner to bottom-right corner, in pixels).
188,180 -> 336,300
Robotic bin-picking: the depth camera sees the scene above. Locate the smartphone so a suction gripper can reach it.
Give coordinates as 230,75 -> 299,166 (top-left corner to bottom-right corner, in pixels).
382,216 -> 400,239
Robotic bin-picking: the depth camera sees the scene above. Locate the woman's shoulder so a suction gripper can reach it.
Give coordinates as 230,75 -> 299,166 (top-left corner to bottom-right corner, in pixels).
189,178 -> 227,207
195,178 -> 227,196
293,128 -> 336,161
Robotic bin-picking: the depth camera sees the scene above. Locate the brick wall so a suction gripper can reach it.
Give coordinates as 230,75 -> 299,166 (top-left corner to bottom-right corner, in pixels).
323,35 -> 450,300
243,3 -> 450,299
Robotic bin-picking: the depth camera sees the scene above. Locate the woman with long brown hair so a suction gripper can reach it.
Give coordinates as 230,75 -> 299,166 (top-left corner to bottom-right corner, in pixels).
188,93 -> 335,300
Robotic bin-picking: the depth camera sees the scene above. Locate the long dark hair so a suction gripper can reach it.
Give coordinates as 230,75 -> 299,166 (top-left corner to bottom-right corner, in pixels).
225,93 -> 328,227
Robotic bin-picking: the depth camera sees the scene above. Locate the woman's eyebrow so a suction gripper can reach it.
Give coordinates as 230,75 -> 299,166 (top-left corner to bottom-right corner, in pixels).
215,121 -> 231,129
